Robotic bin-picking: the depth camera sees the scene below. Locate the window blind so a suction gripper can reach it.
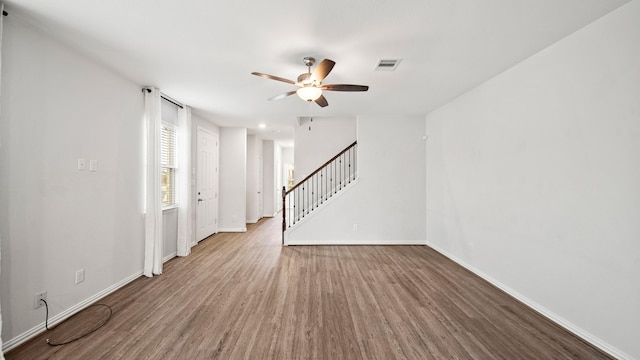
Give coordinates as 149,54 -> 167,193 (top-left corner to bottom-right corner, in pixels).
161,124 -> 176,206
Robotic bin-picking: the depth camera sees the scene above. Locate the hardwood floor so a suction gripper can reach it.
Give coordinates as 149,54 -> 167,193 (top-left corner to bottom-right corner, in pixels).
6,216 -> 611,359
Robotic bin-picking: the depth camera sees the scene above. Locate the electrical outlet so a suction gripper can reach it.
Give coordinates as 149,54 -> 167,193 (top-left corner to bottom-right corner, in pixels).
75,269 -> 85,284
34,291 -> 47,309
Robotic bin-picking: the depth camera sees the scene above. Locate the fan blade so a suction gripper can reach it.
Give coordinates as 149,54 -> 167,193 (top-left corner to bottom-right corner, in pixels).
268,90 -> 297,101
322,84 -> 369,92
315,95 -> 329,107
251,72 -> 296,85
311,59 -> 335,82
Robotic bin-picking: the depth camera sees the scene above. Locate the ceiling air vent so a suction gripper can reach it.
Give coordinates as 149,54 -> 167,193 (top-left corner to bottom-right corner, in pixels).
375,59 -> 401,71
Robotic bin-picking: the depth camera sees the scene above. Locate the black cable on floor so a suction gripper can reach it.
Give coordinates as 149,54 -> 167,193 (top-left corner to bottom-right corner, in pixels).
40,299 -> 113,346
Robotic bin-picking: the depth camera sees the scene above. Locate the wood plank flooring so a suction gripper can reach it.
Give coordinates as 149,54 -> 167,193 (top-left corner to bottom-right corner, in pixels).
6,216 -> 611,359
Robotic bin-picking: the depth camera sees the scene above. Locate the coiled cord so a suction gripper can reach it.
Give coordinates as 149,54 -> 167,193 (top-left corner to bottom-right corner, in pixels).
40,299 -> 113,346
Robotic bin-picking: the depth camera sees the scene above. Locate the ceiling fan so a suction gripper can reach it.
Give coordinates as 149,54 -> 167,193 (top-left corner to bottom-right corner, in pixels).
251,57 -> 369,107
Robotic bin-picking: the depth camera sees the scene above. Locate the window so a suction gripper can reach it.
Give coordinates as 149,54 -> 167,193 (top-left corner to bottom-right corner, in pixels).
161,124 -> 177,207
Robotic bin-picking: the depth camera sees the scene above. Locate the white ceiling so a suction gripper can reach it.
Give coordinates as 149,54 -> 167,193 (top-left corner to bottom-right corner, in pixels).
4,0 -> 629,144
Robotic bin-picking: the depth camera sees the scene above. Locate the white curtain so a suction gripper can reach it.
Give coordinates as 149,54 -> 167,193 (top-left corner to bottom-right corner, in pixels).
0,4 -> 5,358
176,105 -> 193,256
143,87 -> 163,277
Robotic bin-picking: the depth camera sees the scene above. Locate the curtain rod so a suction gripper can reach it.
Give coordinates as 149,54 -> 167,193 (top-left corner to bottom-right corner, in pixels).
141,88 -> 184,109
161,95 -> 183,109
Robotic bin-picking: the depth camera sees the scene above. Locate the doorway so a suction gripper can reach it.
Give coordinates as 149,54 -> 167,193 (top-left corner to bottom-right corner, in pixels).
196,127 -> 219,241
257,157 -> 264,219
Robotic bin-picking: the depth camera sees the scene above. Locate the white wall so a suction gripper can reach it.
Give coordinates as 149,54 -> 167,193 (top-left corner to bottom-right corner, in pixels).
281,147 -> 293,165
162,208 -> 178,261
246,135 -> 257,223
281,146 -> 293,192
425,2 -> 640,359
263,140 -> 276,217
286,115 -> 426,244
0,16 -> 145,347
275,144 -> 283,212
294,116 -> 356,181
218,128 -> 247,232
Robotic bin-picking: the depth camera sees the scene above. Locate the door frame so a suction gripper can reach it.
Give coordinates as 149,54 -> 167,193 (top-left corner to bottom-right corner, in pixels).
195,126 -> 219,243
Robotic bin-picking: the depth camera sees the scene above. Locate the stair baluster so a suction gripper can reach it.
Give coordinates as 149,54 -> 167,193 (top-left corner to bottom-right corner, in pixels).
282,141 -> 358,243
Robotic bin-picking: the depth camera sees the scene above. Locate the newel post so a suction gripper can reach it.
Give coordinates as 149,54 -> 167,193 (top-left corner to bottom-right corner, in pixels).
282,186 -> 287,244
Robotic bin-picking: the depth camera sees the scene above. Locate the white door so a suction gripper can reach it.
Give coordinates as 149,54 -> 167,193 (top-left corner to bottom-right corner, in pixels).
257,158 -> 264,219
196,128 -> 218,241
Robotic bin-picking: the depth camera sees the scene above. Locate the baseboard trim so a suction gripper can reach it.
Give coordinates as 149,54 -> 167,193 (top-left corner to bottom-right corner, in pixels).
163,252 -> 177,263
425,242 -> 632,360
2,270 -> 143,353
217,227 -> 247,233
286,239 -> 427,246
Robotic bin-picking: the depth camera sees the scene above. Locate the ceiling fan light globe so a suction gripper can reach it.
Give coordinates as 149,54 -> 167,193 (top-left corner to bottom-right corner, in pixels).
296,86 -> 322,101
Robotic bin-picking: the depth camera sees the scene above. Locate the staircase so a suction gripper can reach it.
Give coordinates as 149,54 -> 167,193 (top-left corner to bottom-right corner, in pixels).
282,141 -> 358,243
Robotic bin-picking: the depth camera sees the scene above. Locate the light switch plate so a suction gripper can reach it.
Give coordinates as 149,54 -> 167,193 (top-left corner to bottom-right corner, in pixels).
75,269 -> 85,284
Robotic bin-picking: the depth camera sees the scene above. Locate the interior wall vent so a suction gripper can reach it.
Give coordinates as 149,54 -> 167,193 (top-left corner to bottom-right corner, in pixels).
375,59 -> 401,71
